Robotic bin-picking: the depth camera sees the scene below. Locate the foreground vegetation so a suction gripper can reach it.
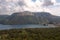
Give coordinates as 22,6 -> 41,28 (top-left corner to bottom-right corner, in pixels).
0,28 -> 60,40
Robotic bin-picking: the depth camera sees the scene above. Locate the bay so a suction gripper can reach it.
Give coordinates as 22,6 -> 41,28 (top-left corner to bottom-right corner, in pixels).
0,24 -> 55,30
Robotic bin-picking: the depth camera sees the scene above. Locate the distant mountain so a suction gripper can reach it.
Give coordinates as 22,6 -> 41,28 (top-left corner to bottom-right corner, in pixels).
0,15 -> 9,24
0,11 -> 60,25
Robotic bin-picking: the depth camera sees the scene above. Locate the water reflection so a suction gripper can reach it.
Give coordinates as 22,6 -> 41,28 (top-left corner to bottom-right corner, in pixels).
0,24 -> 55,30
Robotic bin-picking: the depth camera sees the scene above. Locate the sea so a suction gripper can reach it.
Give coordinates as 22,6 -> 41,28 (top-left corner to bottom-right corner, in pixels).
0,24 -> 56,30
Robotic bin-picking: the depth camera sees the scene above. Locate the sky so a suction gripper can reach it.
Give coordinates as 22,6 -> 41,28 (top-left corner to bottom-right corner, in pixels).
0,0 -> 60,16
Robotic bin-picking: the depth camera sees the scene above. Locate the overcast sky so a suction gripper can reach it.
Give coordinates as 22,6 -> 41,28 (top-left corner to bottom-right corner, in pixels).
0,0 -> 60,16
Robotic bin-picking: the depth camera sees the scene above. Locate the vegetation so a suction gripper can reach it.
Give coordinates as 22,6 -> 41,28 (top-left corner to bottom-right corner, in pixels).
0,11 -> 60,25
0,28 -> 60,40
0,12 -> 49,25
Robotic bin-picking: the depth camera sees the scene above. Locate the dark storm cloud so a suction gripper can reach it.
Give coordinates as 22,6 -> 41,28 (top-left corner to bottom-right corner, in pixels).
42,0 -> 54,7
18,0 -> 25,6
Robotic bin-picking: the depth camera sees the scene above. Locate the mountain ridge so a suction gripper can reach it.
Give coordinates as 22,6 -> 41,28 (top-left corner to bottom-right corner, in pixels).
0,11 -> 60,25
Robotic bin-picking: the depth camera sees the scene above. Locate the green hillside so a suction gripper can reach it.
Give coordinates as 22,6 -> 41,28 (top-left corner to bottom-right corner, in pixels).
0,28 -> 60,40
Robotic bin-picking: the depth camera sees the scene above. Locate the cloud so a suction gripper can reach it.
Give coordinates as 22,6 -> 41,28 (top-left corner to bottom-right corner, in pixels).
48,6 -> 60,16
42,0 -> 56,7
0,0 -> 25,15
0,0 -> 60,16
24,0 -> 43,11
0,0 -> 43,15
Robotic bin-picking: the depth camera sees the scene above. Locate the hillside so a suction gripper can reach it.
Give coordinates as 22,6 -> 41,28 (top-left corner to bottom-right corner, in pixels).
2,11 -> 49,25
0,11 -> 60,25
0,28 -> 60,40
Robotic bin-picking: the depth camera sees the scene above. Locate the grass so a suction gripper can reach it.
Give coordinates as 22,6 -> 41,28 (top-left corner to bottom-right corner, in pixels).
0,27 -> 60,40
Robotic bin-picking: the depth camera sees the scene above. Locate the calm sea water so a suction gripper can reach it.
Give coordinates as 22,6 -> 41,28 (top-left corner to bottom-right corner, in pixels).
0,24 -> 55,30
